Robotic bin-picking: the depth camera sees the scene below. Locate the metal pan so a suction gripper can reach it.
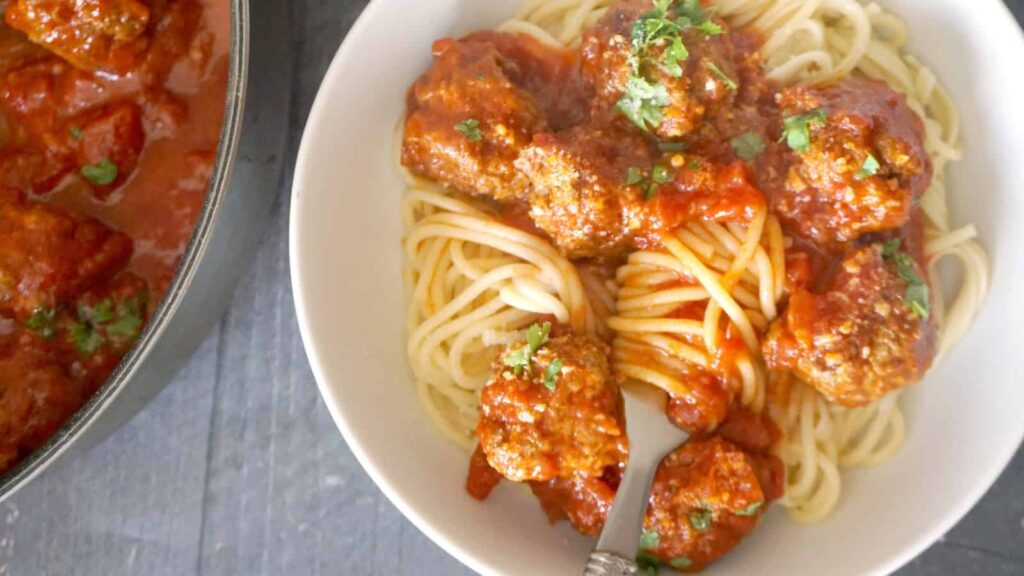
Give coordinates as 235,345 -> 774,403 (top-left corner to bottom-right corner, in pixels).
0,0 -> 290,500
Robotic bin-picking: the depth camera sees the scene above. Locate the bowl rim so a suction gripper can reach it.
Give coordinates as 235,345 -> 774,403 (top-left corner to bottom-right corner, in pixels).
0,0 -> 250,499
290,1 -> 1024,574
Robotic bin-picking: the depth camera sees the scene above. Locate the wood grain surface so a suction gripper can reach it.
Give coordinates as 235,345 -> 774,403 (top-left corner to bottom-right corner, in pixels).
2,1 -> 1023,574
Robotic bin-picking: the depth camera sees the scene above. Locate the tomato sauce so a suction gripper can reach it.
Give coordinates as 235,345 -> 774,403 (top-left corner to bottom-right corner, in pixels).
0,0 -> 229,475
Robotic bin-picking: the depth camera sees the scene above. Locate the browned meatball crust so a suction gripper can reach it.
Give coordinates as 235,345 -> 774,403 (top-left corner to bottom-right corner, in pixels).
477,334 -> 627,482
402,34 -> 565,201
581,0 -> 739,139
763,243 -> 937,406
773,78 -> 932,246
516,123 -> 655,258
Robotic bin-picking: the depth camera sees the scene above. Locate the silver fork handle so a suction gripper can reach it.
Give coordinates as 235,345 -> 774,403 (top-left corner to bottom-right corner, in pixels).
583,551 -> 638,576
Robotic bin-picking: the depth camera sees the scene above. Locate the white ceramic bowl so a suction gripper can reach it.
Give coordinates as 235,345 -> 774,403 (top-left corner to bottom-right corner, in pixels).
290,1 -> 1024,574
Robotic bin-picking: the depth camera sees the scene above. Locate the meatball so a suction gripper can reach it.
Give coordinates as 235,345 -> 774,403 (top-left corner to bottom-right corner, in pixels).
582,0 -> 739,139
763,243 -> 937,407
402,35 -> 548,201
0,344 -> 85,473
477,334 -> 626,482
641,437 -> 782,572
5,0 -> 151,73
516,123 -> 654,258
0,191 -> 133,318
774,78 -> 932,246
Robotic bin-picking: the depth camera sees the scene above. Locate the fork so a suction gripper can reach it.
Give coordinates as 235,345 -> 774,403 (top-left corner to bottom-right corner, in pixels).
583,381 -> 690,576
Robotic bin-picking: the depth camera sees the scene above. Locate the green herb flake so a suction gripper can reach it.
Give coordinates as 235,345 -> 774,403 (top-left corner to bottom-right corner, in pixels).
502,322 -> 553,376
70,126 -> 83,140
707,62 -> 737,90
735,500 -> 763,517
688,508 -> 712,532
730,131 -> 765,161
696,20 -> 723,35
855,153 -> 881,180
651,165 -> 673,184
80,158 -> 119,186
78,299 -> 114,325
25,307 -> 58,340
669,557 -> 693,569
624,166 -> 646,186
781,108 -> 828,153
501,346 -> 531,375
663,36 -> 689,78
640,530 -> 660,550
454,118 -> 482,141
616,76 -> 671,132
107,307 -> 143,339
657,141 -> 688,152
68,323 -> 103,356
636,552 -> 662,576
543,358 -> 564,391
880,240 -> 930,319
526,322 -> 551,352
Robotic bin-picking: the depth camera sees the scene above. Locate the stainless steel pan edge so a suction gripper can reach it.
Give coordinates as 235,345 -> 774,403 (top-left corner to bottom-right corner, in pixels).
0,0 -> 291,500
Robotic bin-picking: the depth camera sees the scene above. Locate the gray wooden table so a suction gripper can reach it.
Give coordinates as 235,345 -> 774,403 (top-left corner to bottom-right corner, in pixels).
2,1 -> 1023,575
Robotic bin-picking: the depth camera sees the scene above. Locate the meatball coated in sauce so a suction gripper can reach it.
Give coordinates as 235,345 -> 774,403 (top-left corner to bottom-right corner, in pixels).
0,344 -> 85,472
643,437 -> 781,572
5,0 -> 152,73
774,78 -> 932,247
477,334 -> 627,482
516,123 -> 655,258
763,243 -> 937,407
517,126 -> 767,259
581,0 -> 739,139
0,191 -> 133,319
401,33 -> 581,201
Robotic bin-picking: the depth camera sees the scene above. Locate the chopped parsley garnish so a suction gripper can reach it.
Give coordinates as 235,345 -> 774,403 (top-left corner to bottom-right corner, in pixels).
502,322 -> 552,376
637,530 -> 690,574
543,358 -> 564,391
780,108 -> 828,153
657,141 -> 688,152
79,299 -> 114,325
624,165 -> 673,199
66,293 -> 148,355
617,0 -> 725,131
651,164 -> 673,183
624,166 -> 646,186
688,508 -> 712,532
696,20 -> 723,35
454,118 -> 482,141
68,322 -> 103,355
80,158 -> 119,186
735,500 -> 763,517
730,131 -> 765,161
636,552 -> 662,575
707,61 -> 737,90
855,153 -> 881,180
25,308 -> 58,340
108,296 -> 146,340
670,557 -> 693,569
640,530 -> 660,550
70,126 -> 83,140
617,77 -> 671,132
881,240 -> 931,319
